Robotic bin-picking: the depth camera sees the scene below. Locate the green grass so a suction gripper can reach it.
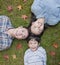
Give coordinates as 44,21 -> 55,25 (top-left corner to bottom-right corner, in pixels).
0,0 -> 60,65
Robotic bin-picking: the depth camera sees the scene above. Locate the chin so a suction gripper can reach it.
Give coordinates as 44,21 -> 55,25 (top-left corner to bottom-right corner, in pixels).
31,49 -> 37,51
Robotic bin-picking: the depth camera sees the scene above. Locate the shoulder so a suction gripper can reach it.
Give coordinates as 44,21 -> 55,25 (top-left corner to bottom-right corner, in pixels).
0,15 -> 9,19
38,47 -> 46,54
0,15 -> 10,23
24,49 -> 31,58
25,49 -> 31,55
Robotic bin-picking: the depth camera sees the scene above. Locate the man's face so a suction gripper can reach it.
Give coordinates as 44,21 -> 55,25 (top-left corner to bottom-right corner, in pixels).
28,39 -> 39,51
14,26 -> 28,39
31,21 -> 44,35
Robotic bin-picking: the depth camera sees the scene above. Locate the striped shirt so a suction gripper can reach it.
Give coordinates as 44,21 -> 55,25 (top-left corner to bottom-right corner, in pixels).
31,0 -> 60,25
0,15 -> 13,51
24,47 -> 47,65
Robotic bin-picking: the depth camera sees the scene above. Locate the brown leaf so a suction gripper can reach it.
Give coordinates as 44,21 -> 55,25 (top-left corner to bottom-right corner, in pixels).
49,51 -> 56,56
17,5 -> 22,10
3,54 -> 9,60
12,54 -> 16,59
58,62 -> 60,64
7,5 -> 13,12
23,0 -> 27,2
52,43 -> 58,48
21,14 -> 28,20
16,43 -> 22,50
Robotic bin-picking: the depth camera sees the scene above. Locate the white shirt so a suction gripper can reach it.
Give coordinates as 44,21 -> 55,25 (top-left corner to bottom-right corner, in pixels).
24,47 -> 47,65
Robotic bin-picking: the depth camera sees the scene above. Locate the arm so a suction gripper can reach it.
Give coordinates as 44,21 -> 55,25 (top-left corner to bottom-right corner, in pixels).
6,16 -> 14,38
6,16 -> 13,29
43,49 -> 47,65
31,0 -> 45,19
31,0 -> 45,29
24,54 -> 28,65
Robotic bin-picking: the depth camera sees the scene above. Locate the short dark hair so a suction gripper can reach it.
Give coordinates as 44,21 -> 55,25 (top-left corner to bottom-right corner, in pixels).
27,35 -> 41,43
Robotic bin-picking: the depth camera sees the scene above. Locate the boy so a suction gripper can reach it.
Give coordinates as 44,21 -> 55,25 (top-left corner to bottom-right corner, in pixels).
0,15 -> 29,51
24,36 -> 47,65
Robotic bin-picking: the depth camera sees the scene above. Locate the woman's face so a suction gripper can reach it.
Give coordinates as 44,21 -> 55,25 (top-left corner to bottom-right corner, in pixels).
28,39 -> 39,51
14,26 -> 28,39
31,21 -> 44,35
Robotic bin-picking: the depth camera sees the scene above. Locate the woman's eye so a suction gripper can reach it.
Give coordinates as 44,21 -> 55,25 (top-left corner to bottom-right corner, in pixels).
22,30 -> 24,32
38,22 -> 40,23
34,26 -> 36,28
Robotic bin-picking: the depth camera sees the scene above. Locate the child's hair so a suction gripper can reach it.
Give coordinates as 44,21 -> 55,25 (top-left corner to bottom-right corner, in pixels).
27,35 -> 41,43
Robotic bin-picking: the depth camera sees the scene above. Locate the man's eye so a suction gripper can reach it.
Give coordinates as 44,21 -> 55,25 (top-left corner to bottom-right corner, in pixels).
34,42 -> 36,44
22,35 -> 26,38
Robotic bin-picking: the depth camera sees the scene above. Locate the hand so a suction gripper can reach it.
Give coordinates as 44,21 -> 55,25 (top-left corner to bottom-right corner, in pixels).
35,18 -> 44,24
31,18 -> 45,35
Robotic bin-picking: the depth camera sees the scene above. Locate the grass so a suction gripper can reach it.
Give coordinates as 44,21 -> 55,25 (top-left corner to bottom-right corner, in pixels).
0,0 -> 60,65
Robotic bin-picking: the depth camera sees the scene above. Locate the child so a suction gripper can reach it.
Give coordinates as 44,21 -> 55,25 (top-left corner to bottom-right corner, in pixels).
24,36 -> 47,65
0,15 -> 29,51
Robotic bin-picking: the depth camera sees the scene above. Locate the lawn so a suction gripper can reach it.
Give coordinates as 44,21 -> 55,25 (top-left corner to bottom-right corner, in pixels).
0,0 -> 60,65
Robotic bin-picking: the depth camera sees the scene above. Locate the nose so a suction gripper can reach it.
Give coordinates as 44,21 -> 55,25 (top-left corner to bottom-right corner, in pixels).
38,26 -> 40,28
16,32 -> 22,36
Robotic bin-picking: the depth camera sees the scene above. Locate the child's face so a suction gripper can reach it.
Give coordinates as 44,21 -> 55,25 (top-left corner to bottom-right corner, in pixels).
31,21 -> 44,35
14,26 -> 28,39
28,39 -> 39,51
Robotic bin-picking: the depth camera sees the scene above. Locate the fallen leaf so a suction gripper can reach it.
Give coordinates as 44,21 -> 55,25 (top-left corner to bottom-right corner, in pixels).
21,14 -> 28,20
17,5 -> 22,10
3,54 -> 9,60
7,5 -> 13,12
49,51 -> 56,56
23,0 -> 27,2
12,54 -> 16,59
52,43 -> 58,48
58,62 -> 60,64
16,44 -> 22,50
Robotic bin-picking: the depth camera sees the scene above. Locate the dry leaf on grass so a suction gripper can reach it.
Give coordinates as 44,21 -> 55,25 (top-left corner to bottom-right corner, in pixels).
16,43 -> 22,50
3,54 -> 9,60
12,54 -> 16,59
17,5 -> 22,10
49,51 -> 56,56
21,14 -> 28,20
52,43 -> 58,48
7,5 -> 13,12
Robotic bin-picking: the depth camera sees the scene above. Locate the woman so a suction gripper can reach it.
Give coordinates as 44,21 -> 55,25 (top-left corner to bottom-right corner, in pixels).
30,0 -> 60,35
